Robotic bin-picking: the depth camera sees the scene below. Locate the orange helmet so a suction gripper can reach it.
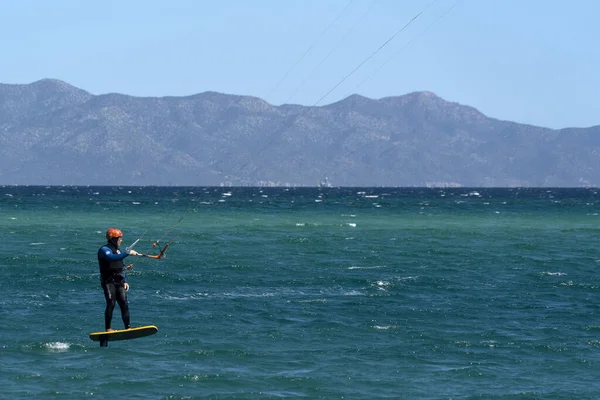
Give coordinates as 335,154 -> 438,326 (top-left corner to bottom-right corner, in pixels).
106,228 -> 123,240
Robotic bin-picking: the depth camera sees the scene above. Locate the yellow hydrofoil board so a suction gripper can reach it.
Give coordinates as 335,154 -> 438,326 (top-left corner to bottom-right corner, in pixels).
89,325 -> 158,347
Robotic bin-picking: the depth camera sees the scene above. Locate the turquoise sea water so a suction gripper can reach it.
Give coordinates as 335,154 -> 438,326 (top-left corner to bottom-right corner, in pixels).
1,186 -> 600,399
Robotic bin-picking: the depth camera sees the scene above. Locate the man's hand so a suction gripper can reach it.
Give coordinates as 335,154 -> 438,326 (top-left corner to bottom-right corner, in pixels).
129,249 -> 139,256
124,282 -> 130,291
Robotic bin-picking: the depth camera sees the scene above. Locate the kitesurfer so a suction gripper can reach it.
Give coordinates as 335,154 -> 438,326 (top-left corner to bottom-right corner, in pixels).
98,228 -> 141,331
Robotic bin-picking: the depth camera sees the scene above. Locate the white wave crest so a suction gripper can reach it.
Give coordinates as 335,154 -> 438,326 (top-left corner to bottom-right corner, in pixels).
45,342 -> 71,352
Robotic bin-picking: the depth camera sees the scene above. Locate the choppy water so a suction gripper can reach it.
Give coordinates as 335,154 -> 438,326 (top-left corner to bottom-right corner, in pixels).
1,186 -> 600,399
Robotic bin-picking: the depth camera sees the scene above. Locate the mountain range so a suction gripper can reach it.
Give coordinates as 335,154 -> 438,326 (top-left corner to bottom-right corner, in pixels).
1,78 -> 598,187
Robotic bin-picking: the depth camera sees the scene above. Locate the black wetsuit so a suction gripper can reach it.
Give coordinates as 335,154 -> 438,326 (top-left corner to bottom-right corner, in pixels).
98,241 -> 131,330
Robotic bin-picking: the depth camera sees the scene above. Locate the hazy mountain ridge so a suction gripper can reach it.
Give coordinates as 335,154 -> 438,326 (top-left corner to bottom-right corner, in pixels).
0,79 -> 598,187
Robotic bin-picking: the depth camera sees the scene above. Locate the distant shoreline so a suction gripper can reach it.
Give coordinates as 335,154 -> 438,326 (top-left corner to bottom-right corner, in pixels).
0,185 -> 598,189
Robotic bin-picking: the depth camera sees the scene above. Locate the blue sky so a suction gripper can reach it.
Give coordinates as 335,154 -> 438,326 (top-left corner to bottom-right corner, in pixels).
0,0 -> 597,129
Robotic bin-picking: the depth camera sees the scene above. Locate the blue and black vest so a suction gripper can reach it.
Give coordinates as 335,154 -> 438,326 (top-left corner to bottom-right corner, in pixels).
98,241 -> 124,282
